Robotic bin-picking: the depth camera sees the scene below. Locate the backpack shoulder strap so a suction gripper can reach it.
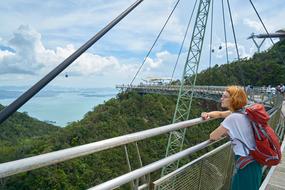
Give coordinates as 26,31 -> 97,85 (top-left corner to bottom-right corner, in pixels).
236,155 -> 255,169
233,138 -> 250,155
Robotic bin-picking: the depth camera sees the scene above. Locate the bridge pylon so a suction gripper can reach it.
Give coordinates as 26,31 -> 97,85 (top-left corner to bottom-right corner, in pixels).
161,0 -> 212,181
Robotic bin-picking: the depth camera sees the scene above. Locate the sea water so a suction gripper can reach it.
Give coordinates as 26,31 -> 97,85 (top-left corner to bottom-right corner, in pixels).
0,87 -> 118,127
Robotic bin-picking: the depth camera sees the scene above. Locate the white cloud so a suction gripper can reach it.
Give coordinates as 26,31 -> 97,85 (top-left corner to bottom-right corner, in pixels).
243,19 -> 263,32
0,25 -> 44,74
0,25 -> 137,85
145,51 -> 173,69
0,50 -> 14,59
0,0 -> 284,87
214,42 -> 253,59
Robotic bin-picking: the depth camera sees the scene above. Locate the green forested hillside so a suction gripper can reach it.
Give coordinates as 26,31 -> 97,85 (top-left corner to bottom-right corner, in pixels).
0,104 -> 60,144
1,93 -> 220,190
195,40 -> 285,86
0,104 -> 60,163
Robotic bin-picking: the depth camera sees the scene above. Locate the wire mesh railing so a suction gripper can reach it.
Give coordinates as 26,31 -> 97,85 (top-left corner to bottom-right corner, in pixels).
153,142 -> 234,190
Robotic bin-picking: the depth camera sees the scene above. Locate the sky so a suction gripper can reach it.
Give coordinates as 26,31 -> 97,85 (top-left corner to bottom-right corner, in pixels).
0,0 -> 284,88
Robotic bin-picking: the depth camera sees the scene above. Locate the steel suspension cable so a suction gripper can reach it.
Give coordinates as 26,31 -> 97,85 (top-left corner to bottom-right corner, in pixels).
0,0 -> 144,124
130,0 -> 181,85
249,0 -> 285,65
208,0 -> 214,69
170,0 -> 198,82
226,0 -> 240,60
249,0 -> 275,46
221,0 -> 229,64
226,0 -> 245,86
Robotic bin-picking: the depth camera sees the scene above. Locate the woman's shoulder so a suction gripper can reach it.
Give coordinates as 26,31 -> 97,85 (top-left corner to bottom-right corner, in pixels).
222,112 -> 250,129
226,112 -> 246,120
230,112 -> 244,116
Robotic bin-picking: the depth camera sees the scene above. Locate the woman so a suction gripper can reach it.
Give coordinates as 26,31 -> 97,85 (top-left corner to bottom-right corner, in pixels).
201,86 -> 262,190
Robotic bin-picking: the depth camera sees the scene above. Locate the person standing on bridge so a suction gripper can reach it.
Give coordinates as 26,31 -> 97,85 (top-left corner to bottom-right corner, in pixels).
201,86 -> 262,190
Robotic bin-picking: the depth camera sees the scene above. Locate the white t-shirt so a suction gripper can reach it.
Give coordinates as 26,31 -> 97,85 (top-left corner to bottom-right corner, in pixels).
221,113 -> 256,156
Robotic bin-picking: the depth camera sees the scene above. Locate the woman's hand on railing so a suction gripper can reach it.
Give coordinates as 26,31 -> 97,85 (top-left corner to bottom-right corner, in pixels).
201,112 -> 210,120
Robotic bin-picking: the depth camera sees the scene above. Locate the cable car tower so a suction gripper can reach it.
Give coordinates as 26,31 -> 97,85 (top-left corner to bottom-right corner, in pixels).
161,0 -> 212,176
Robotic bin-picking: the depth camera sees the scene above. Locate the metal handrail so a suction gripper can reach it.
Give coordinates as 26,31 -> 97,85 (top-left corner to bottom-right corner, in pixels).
88,140 -> 212,190
0,102 -> 279,179
0,99 -> 282,190
153,141 -> 231,184
0,117 -> 211,178
88,105 -> 282,189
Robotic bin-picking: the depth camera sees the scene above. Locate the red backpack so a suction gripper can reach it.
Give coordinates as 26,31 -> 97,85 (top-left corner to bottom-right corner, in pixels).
245,103 -> 281,166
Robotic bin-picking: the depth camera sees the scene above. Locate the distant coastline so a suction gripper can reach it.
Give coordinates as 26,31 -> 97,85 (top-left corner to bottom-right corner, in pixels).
0,86 -> 118,127
0,86 -> 117,99
79,93 -> 116,97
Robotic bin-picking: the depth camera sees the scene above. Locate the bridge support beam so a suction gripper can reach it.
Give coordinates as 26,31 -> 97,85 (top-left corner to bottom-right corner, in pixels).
161,0 -> 212,179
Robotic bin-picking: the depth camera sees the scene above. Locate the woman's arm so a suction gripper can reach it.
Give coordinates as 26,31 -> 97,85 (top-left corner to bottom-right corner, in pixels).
210,125 -> 228,141
201,110 -> 231,120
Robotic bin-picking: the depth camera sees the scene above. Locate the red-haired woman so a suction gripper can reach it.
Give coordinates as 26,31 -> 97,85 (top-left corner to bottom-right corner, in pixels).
201,86 -> 262,190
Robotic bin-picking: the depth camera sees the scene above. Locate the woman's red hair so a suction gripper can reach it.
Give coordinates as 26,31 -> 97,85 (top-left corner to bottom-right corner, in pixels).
226,86 -> 247,111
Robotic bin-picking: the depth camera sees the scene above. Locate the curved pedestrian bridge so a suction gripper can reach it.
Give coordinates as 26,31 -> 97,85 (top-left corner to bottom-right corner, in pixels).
117,84 -> 273,104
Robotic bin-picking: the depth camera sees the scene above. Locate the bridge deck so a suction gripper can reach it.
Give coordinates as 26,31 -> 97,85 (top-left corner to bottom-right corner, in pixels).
262,101 -> 285,190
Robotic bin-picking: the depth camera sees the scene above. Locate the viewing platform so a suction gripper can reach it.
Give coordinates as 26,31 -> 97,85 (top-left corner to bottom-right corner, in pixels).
117,84 -> 273,104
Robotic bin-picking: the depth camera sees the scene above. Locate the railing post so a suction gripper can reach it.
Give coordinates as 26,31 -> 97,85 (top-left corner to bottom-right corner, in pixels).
135,142 -> 147,184
124,145 -> 135,189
